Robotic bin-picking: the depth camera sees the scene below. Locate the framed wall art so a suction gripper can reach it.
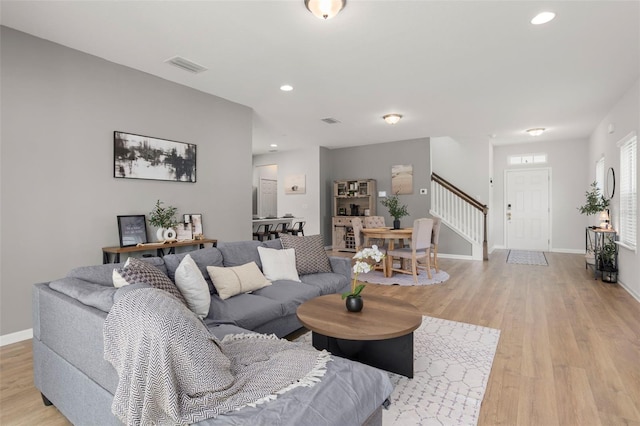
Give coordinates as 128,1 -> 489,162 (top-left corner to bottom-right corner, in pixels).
114,131 -> 196,182
175,222 -> 193,241
391,164 -> 413,195
284,174 -> 306,194
184,214 -> 203,238
117,215 -> 148,247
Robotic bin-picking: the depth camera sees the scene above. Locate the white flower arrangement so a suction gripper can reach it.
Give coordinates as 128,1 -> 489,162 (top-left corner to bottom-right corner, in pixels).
342,245 -> 385,299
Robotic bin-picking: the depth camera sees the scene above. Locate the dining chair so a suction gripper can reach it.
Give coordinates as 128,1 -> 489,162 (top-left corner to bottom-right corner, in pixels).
252,223 -> 272,241
287,221 -> 305,236
269,222 -> 289,239
351,217 -> 364,250
431,217 -> 442,272
363,216 -> 387,247
386,218 -> 433,283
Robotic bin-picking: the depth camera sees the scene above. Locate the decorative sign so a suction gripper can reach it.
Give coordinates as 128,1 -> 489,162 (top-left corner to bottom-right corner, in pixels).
117,215 -> 148,247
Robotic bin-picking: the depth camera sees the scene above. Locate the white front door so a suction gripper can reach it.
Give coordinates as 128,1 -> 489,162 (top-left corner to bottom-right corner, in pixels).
505,168 -> 550,251
259,178 -> 277,218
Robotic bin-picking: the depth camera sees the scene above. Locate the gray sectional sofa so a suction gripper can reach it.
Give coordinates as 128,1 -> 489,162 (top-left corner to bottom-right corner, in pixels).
32,239 -> 394,425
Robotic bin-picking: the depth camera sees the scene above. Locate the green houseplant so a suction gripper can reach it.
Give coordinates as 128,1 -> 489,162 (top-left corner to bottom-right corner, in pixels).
380,193 -> 409,229
149,200 -> 178,241
578,181 -> 610,216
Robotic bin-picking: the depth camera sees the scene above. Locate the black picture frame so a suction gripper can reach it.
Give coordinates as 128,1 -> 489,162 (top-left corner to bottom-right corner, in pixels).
117,215 -> 148,247
114,131 -> 196,182
184,213 -> 204,238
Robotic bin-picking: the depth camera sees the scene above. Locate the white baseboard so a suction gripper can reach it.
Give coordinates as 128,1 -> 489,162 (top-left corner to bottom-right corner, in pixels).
437,253 -> 475,261
618,279 -> 640,303
0,328 -> 33,347
550,248 -> 585,254
490,245 -> 505,253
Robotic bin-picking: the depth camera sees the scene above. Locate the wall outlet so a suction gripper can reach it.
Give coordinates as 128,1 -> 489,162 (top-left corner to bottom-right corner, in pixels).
419,188 -> 428,195
378,191 -> 387,197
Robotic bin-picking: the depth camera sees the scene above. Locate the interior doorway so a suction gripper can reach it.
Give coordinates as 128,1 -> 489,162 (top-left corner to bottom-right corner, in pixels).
259,178 -> 277,218
505,168 -> 550,251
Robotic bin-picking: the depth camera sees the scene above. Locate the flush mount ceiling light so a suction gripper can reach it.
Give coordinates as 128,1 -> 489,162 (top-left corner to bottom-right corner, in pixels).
383,114 -> 403,125
280,84 -> 293,92
531,11 -> 556,25
304,0 -> 346,20
526,128 -> 546,136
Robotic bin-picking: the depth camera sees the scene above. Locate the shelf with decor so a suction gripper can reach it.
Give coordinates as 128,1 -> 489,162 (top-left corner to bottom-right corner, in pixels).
585,227 -> 618,283
332,179 -> 376,251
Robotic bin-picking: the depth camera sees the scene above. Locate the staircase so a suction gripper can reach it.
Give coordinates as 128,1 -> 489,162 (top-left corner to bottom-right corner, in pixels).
430,173 -> 488,260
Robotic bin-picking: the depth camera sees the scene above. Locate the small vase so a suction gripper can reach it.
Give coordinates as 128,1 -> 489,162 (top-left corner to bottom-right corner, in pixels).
345,295 -> 363,312
163,227 -> 177,240
156,228 -> 166,241
393,219 -> 401,229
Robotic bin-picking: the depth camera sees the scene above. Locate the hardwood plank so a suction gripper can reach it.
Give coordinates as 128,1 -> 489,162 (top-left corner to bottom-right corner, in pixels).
1,250 -> 639,425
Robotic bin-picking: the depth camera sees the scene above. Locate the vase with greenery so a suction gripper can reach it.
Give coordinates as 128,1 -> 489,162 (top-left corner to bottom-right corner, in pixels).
342,245 -> 385,312
578,181 -> 610,219
380,193 -> 409,229
149,200 -> 178,241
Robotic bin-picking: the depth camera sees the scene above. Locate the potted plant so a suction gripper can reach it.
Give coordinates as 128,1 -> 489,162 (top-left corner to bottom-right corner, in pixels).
380,193 -> 409,229
342,245 -> 385,312
578,181 -> 610,223
149,200 -> 178,241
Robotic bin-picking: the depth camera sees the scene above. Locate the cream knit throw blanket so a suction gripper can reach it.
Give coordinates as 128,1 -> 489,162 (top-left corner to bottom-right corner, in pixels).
104,288 -> 330,425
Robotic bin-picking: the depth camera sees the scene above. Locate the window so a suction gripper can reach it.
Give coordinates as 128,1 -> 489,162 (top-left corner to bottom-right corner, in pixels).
618,132 -> 637,250
595,156 -> 605,194
508,153 -> 547,165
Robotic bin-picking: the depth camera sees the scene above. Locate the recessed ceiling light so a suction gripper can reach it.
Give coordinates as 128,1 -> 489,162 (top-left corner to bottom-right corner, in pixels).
280,85 -> 293,92
526,128 -> 546,136
270,144 -> 278,148
531,12 -> 556,25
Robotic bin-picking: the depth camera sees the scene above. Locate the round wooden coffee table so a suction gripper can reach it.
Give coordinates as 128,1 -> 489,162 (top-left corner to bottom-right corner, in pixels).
297,293 -> 422,377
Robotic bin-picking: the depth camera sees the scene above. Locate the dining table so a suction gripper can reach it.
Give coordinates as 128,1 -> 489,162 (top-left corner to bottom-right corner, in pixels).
361,227 -> 413,277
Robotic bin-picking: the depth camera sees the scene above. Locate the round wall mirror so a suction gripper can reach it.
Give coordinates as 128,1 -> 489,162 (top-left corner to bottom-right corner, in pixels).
605,167 -> 615,199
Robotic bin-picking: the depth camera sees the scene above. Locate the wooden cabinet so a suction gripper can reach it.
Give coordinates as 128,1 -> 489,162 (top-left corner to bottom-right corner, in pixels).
332,179 -> 376,251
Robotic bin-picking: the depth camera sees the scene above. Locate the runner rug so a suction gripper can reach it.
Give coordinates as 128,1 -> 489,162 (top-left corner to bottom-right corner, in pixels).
506,250 -> 548,266
296,316 -> 500,426
353,269 -> 450,286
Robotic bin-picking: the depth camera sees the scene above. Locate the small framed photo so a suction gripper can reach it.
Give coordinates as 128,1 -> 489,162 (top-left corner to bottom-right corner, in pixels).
184,214 -> 203,238
175,222 -> 193,241
117,215 -> 148,247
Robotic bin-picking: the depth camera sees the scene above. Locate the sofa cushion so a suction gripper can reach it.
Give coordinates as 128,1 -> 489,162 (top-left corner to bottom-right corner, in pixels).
174,254 -> 211,318
49,277 -> 118,312
218,241 -> 263,268
206,262 -> 271,300
162,247 -> 223,284
280,234 -> 332,275
257,246 -> 300,282
207,293 -> 285,330
252,281 -> 321,316
67,257 -> 166,287
262,238 -> 283,250
300,272 -> 350,295
112,258 -> 187,305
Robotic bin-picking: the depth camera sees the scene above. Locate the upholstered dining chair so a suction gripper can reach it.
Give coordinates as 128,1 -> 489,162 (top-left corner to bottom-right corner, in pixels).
430,217 -> 442,273
352,217 -> 386,271
363,216 -> 387,248
252,223 -> 272,241
386,218 -> 434,283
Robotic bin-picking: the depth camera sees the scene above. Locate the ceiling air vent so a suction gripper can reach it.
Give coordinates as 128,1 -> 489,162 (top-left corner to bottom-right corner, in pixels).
165,56 -> 208,74
321,117 -> 341,124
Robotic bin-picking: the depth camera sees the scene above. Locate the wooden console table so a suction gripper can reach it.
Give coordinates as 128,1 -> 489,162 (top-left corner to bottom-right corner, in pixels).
102,238 -> 217,264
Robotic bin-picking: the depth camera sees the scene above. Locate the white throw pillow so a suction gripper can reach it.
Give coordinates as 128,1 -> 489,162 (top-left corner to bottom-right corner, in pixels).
206,262 -> 271,300
174,254 -> 211,318
257,246 -> 301,282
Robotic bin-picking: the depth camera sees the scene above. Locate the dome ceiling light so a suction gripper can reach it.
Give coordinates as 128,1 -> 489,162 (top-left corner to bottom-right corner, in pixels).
304,0 -> 346,20
526,128 -> 546,136
383,114 -> 403,125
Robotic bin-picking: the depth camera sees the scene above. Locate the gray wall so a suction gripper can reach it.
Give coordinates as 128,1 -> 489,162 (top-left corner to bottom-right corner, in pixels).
0,27 -> 253,336
328,137 -> 433,230
589,79 -> 639,300
492,139 -> 589,252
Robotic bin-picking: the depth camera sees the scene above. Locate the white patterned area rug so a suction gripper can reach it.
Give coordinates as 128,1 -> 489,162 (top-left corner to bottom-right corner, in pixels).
506,250 -> 548,266
354,269 -> 450,286
296,316 -> 500,426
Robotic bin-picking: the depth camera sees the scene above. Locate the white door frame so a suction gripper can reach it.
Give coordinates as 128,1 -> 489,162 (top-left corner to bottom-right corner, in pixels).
504,167 -> 552,251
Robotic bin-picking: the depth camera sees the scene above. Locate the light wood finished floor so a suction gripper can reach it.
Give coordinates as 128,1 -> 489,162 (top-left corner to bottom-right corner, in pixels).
1,250 -> 639,425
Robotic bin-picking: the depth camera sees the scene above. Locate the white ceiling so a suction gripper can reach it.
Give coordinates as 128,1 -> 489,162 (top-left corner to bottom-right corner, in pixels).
2,1 -> 639,154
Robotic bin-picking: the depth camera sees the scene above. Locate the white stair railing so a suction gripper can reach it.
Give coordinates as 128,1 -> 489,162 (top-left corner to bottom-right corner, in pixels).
430,173 -> 488,260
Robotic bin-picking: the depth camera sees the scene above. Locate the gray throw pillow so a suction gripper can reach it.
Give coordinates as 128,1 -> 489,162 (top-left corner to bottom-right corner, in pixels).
112,257 -> 188,306
280,234 -> 332,275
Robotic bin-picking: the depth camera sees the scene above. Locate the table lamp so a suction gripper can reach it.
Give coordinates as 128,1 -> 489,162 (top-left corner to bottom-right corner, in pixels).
599,210 -> 610,229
